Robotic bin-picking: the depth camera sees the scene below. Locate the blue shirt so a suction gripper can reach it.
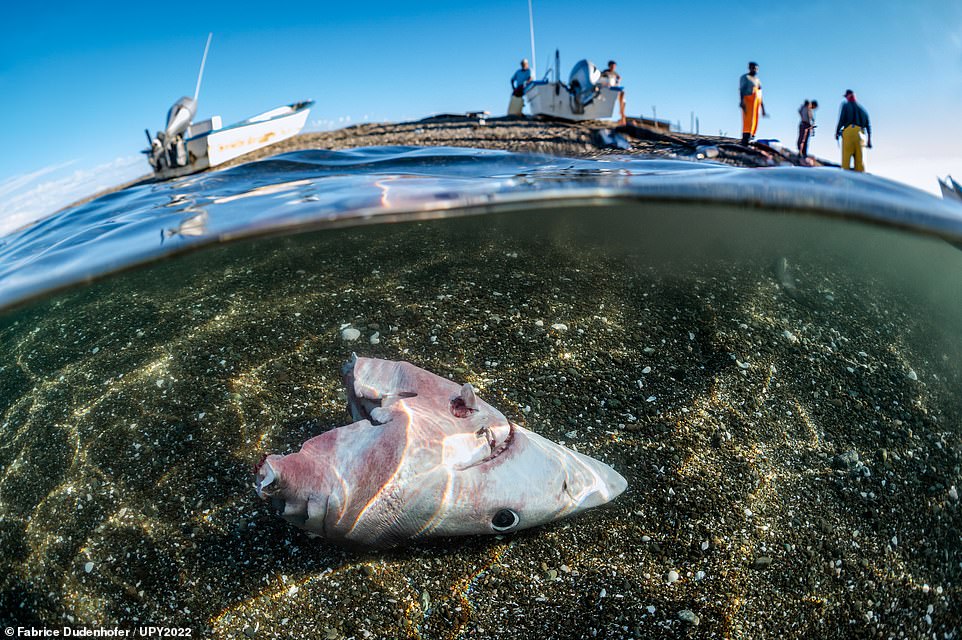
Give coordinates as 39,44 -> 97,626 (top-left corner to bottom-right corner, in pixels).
511,68 -> 532,89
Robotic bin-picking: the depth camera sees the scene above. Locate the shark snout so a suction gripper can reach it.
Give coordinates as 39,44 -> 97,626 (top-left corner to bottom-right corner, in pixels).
577,464 -> 628,509
564,454 -> 628,511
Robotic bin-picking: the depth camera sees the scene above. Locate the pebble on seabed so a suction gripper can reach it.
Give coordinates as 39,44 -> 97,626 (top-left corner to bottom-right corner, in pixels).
341,327 -> 361,342
678,609 -> 700,625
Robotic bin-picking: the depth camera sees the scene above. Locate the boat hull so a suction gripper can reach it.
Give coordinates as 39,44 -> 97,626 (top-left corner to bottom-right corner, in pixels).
525,82 -> 621,121
153,101 -> 313,180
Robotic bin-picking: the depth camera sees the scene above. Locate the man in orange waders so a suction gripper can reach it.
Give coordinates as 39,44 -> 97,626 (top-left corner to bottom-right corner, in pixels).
835,89 -> 872,172
739,61 -> 767,145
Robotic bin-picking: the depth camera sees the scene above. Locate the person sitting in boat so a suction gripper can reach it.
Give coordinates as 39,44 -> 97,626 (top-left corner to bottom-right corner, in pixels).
600,60 -> 626,126
508,59 -> 532,117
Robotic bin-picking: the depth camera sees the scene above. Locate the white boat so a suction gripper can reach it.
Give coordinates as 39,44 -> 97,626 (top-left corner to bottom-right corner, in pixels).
939,175 -> 962,203
146,101 -> 313,179
524,51 -> 622,121
142,34 -> 313,179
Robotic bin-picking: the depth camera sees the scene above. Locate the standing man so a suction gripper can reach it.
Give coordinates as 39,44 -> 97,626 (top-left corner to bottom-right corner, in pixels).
797,99 -> 818,158
600,60 -> 627,126
739,61 -> 767,145
508,59 -> 532,116
835,90 -> 872,172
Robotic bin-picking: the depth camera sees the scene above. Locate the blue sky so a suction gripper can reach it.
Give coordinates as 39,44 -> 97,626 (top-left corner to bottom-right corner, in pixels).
2,0 -> 960,232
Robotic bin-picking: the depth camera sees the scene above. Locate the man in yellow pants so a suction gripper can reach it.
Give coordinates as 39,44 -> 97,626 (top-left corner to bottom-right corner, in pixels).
739,61 -> 767,145
835,89 -> 872,172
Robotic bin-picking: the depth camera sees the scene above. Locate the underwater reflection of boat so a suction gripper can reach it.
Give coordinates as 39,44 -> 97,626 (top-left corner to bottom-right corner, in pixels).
939,175 -> 962,203
163,210 -> 208,241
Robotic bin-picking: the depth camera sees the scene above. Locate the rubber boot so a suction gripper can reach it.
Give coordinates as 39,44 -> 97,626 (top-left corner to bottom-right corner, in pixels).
741,133 -> 751,145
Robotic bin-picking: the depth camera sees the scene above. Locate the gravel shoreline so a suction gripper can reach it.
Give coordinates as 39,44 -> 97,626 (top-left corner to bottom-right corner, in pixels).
215,116 -> 827,170
62,115 -> 828,214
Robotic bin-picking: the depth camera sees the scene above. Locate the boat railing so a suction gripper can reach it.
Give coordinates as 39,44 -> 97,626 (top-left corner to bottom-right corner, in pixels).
250,106 -> 296,122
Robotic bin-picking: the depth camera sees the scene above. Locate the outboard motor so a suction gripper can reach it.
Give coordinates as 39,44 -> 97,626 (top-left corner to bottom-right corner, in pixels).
567,60 -> 602,114
146,96 -> 197,171
164,96 -> 197,138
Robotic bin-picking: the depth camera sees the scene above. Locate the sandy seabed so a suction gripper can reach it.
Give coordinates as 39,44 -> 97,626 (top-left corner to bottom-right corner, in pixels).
1,203 -> 959,638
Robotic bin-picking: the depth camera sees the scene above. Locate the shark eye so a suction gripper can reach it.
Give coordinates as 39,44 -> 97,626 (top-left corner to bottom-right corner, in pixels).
491,508 -> 520,531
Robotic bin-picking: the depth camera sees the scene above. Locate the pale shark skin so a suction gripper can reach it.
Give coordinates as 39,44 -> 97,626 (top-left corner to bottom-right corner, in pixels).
254,357 -> 627,547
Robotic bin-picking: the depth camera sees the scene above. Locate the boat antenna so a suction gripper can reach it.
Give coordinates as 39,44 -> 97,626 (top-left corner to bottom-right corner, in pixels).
193,33 -> 213,102
527,0 -> 537,79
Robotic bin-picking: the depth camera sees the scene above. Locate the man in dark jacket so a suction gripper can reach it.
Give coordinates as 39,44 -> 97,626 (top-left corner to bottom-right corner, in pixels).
835,90 -> 872,172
